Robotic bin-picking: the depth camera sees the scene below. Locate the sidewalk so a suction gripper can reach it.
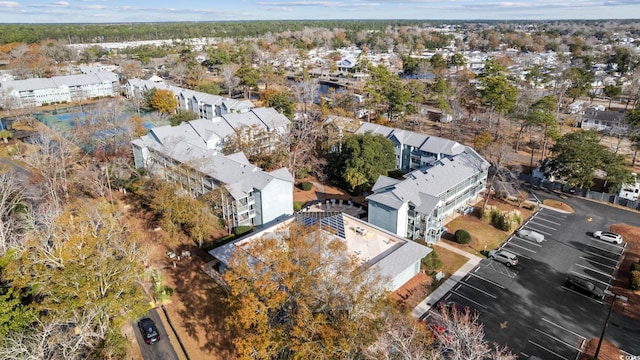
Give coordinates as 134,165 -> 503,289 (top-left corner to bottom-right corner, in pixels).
412,241 -> 483,319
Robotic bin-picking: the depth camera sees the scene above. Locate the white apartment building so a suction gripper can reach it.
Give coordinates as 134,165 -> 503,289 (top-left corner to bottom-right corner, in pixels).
357,123 -> 490,243
0,71 -> 120,108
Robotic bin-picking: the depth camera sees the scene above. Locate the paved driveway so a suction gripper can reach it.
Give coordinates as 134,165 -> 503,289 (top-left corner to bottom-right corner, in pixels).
134,308 -> 179,360
426,192 -> 640,359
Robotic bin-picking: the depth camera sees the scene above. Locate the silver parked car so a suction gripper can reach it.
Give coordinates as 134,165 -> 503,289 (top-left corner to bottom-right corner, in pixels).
488,249 -> 518,267
516,229 -> 545,243
593,231 -> 623,244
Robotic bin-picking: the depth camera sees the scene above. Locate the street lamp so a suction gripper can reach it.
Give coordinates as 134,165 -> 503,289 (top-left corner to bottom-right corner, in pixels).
593,289 -> 627,359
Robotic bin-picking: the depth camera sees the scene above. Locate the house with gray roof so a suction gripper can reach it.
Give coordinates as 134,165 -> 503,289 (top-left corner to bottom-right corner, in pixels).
131,108 -> 293,229
125,77 -> 254,118
367,145 -> 489,243
580,108 -> 627,132
208,211 -> 431,291
355,122 -> 466,172
0,71 -> 119,108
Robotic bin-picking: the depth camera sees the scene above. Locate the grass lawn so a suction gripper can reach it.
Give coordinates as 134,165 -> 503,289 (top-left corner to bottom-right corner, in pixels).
433,244 -> 469,278
445,215 -> 510,257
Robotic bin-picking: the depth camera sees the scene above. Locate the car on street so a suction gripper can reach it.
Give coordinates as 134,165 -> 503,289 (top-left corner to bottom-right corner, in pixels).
488,249 -> 518,267
564,275 -> 605,300
138,318 -> 160,345
592,231 -> 623,244
516,229 -> 545,243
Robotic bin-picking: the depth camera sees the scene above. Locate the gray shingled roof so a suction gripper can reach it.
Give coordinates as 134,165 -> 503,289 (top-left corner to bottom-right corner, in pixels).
355,122 -> 464,157
371,237 -> 431,282
371,175 -> 401,192
368,147 -> 489,213
135,119 -> 293,200
0,71 -> 117,92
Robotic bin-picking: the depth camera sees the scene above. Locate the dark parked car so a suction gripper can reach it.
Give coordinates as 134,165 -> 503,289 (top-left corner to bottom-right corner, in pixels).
565,275 -> 605,300
137,318 -> 160,345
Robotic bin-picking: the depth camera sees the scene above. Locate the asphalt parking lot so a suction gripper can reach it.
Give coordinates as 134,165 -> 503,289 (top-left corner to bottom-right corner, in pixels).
426,191 -> 640,359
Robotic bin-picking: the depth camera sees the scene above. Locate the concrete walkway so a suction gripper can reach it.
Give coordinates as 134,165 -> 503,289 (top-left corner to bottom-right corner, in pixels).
412,241 -> 483,319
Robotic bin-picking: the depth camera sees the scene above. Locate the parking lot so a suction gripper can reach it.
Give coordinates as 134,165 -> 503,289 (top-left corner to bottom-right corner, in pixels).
425,193 -> 640,359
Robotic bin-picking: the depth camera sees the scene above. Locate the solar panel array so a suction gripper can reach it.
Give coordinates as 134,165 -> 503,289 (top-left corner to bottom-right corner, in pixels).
295,212 -> 345,239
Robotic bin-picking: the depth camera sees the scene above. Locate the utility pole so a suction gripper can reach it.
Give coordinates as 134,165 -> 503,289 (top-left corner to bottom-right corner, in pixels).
594,290 -> 627,359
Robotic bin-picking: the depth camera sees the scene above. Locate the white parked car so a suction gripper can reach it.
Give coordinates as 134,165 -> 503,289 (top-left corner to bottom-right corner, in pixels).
488,249 -> 518,267
593,231 -> 623,244
516,229 -> 545,243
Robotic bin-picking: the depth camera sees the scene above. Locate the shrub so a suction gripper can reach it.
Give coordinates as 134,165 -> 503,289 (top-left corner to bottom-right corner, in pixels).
300,182 -> 313,191
631,270 -> 640,290
421,250 -> 443,274
454,229 -> 472,245
631,262 -> 640,272
235,226 -> 253,236
293,201 -> 304,212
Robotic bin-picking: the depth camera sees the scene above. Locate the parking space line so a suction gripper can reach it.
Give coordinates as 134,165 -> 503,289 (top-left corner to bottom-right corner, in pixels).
574,263 -> 614,279
541,318 -> 586,340
449,290 -> 487,309
522,227 -> 553,236
526,221 -> 558,231
535,328 -> 582,351
468,272 -> 506,289
583,249 -> 621,263
511,236 -> 543,247
585,242 -> 625,256
579,256 -> 616,271
529,340 -> 570,360
458,281 -> 497,299
531,217 -> 562,226
504,241 -> 537,253
569,270 -> 611,288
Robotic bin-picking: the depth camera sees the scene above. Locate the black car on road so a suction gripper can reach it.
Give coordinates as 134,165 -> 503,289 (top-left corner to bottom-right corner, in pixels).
138,318 -> 160,345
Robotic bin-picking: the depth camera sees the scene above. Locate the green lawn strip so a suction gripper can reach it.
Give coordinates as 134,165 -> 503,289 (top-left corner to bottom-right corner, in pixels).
446,217 -> 509,257
433,244 -> 469,277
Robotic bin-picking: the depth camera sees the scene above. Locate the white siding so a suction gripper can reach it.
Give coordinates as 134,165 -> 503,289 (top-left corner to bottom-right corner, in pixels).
256,178 -> 294,225
390,261 -> 420,291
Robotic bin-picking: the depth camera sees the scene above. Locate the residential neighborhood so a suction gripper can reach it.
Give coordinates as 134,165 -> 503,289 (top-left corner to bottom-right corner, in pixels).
1,18 -> 640,360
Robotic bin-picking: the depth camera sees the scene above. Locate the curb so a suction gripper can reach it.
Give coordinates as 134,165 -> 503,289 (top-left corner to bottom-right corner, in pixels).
156,305 -> 189,360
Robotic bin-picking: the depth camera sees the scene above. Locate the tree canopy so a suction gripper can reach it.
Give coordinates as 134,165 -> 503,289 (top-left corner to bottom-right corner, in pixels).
224,223 -> 389,359
150,88 -> 178,114
542,130 -> 633,189
328,132 -> 396,194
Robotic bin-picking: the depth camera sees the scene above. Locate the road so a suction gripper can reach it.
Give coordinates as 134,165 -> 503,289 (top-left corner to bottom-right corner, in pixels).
133,308 -> 179,360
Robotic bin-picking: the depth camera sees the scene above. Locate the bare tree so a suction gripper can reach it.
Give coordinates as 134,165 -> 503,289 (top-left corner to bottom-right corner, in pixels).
433,303 -> 516,360
288,111 -> 324,179
14,130 -> 79,211
220,64 -> 241,97
0,170 -> 32,254
292,78 -> 319,115
364,310 -> 436,360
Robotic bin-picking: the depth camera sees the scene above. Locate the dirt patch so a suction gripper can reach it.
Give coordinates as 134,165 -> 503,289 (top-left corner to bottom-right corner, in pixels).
579,338 -> 622,360
390,272 -> 432,310
542,199 -> 575,213
609,224 -> 640,321
159,245 -> 237,360
121,192 -> 236,360
293,177 -> 367,205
